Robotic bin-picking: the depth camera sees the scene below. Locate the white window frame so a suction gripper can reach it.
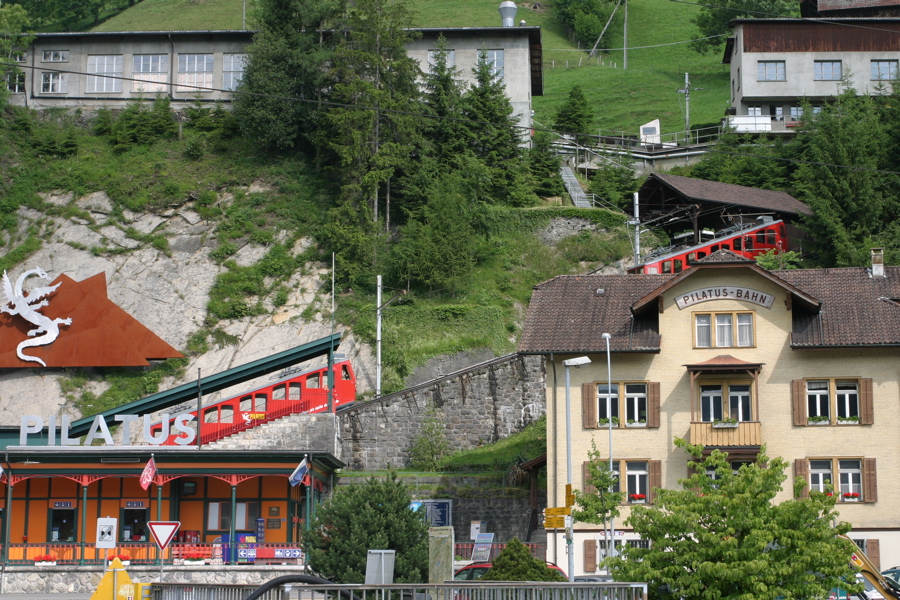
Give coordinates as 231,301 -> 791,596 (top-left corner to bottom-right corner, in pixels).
871,60 -> 898,81
694,312 -> 754,348
728,384 -> 752,422
748,106 -> 762,116
206,501 -> 260,530
597,383 -> 619,423
223,53 -> 246,92
809,459 -> 833,494
626,461 -> 648,503
87,55 -> 123,93
42,50 -> 69,62
700,385 -> 723,423
838,459 -> 862,501
481,49 -> 504,81
133,54 -> 169,93
6,72 -> 25,94
807,380 -> 830,422
41,72 -> 66,94
835,380 -> 859,421
177,54 -> 213,93
624,384 -> 648,426
814,60 -> 842,81
757,60 -> 785,81
806,378 -> 860,424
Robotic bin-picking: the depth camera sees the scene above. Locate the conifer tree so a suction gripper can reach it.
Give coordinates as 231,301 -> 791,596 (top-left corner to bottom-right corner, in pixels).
302,472 -> 428,583
553,85 -> 593,144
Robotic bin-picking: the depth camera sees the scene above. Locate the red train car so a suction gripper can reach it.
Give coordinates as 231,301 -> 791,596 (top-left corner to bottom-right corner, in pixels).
628,218 -> 788,275
152,357 -> 356,446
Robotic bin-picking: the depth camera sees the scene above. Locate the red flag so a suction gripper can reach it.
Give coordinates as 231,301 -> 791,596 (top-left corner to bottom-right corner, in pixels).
139,456 -> 157,490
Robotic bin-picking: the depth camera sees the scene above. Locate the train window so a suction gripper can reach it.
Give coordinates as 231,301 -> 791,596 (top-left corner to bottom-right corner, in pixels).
663,260 -> 672,273
733,238 -> 742,251
240,395 -> 253,412
307,373 -> 321,389
647,267 -> 658,274
674,259 -> 683,273
711,244 -> 719,252
687,253 -> 696,263
289,382 -> 301,400
342,365 -> 352,380
220,405 -> 234,423
255,393 -> 267,412
744,237 -> 753,250
204,407 -> 219,423
697,252 -> 706,259
272,384 -> 286,401
721,243 -> 730,251
766,230 -> 776,245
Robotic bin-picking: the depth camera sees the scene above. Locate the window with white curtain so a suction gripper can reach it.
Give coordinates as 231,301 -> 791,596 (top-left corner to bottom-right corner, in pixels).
695,312 -> 754,348
87,55 -> 123,93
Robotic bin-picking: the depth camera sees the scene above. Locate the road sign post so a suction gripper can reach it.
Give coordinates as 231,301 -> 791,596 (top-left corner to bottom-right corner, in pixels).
148,521 -> 180,581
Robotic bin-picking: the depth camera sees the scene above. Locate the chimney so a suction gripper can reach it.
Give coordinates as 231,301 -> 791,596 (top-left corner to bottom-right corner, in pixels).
871,248 -> 885,278
499,1 -> 517,27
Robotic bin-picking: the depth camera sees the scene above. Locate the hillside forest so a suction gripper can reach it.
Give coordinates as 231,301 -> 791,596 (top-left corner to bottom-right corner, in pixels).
0,0 -> 900,408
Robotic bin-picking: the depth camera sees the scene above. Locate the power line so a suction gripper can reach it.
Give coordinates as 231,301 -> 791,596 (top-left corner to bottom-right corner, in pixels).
547,33 -> 728,52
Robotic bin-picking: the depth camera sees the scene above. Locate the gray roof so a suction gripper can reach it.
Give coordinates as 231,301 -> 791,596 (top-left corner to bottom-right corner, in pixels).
646,173 -> 812,216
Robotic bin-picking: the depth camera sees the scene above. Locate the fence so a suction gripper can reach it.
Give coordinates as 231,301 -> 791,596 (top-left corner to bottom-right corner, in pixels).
150,581 -> 649,600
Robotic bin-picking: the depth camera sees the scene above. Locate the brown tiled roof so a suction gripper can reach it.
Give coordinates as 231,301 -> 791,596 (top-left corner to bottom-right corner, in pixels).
776,266 -> 900,346
685,355 -> 764,370
518,274 -> 676,353
519,266 -> 900,353
696,249 -> 753,263
650,173 -> 812,216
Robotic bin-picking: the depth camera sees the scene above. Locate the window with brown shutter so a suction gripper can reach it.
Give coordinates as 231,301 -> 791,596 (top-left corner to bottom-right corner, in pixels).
647,383 -> 660,428
582,383 -> 597,429
583,461 -> 597,494
863,458 -> 877,503
860,378 -> 874,425
792,380 -> 805,426
583,539 -> 597,572
648,460 -> 662,503
866,539 -> 881,569
794,458 -> 809,499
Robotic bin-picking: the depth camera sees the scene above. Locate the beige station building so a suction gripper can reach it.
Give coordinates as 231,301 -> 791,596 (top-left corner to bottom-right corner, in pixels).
520,250 -> 900,575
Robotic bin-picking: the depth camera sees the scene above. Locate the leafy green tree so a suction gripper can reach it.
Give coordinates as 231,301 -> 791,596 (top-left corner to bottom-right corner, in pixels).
407,403 -> 451,471
461,49 -> 533,206
481,538 -> 568,582
755,248 -> 802,270
303,472 -> 428,583
553,85 -> 593,143
235,0 -> 344,152
690,0 -> 798,54
0,3 -> 32,108
609,440 -> 860,600
553,0 -> 620,49
793,90 -> 896,266
573,441 -> 623,527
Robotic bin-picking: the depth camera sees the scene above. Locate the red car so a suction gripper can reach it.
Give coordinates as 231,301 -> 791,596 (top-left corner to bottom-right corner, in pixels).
453,562 -> 567,581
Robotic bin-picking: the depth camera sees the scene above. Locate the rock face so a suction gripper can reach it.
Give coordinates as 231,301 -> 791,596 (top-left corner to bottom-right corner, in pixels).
0,190 -> 376,425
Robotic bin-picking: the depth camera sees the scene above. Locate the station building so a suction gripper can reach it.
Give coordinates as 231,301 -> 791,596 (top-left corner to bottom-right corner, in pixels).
519,250 -> 900,574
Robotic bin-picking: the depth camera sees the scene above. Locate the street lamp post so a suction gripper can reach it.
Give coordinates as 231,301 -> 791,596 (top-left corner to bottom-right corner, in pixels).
563,355 -> 591,582
602,333 -> 615,563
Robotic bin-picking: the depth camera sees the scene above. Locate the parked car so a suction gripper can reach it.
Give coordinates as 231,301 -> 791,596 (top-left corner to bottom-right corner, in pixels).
829,574 -> 885,600
882,568 -> 900,584
575,576 -> 615,583
453,562 -> 567,581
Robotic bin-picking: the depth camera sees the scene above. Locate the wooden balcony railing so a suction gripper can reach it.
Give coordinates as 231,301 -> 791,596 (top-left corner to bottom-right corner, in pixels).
689,421 -> 761,447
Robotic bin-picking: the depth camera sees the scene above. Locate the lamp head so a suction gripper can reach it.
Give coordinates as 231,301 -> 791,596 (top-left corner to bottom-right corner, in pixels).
563,356 -> 591,367
601,333 -> 611,340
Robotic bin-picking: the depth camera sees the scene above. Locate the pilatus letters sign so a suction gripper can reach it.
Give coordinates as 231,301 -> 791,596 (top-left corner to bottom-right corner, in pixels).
675,287 -> 774,310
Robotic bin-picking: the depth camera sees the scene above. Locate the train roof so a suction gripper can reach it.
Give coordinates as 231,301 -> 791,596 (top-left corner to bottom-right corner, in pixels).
636,219 -> 783,267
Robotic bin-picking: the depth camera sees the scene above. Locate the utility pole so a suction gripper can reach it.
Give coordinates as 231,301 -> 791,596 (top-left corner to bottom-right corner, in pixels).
623,0 -> 628,70
683,72 -> 690,135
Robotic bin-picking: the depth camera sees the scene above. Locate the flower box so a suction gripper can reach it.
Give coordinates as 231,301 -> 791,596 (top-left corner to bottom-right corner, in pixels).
842,492 -> 861,501
629,494 -> 647,503
34,561 -> 57,567
712,421 -> 739,428
837,419 -> 859,425
625,421 -> 647,428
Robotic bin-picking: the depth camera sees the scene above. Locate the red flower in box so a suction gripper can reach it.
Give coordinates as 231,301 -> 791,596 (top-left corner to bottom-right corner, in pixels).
34,554 -> 55,562
825,492 -> 834,497
109,554 -> 130,561
183,552 -> 206,561
629,493 -> 646,501
843,492 -> 860,499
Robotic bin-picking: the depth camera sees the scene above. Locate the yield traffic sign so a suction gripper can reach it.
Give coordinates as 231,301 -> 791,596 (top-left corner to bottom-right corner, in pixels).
147,521 -> 181,551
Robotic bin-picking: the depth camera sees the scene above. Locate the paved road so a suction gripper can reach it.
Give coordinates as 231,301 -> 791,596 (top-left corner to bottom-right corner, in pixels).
2,595 -> 92,599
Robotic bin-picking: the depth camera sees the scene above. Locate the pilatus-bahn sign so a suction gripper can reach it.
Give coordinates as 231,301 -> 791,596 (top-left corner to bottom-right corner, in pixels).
19,413 -> 197,446
675,286 -> 774,309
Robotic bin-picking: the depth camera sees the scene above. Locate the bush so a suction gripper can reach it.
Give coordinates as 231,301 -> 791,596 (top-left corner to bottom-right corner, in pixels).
480,538 -> 568,581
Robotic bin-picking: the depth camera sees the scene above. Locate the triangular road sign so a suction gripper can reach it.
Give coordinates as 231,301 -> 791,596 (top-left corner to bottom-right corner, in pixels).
147,521 -> 181,550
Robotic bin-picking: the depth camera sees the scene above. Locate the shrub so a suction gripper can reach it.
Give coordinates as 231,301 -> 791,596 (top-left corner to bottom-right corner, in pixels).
480,538 -> 567,581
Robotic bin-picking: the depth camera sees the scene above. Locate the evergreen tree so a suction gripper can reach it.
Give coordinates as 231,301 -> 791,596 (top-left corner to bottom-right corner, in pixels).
690,0 -> 798,54
792,90 -> 896,266
421,36 -> 467,161
480,538 -> 568,581
528,132 -> 565,198
461,49 -> 533,206
609,441 -> 860,600
302,472 -> 428,583
234,0 -> 344,152
553,85 -> 593,144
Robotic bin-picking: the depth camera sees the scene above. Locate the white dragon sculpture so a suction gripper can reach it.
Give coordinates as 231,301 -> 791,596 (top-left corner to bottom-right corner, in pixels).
1,268 -> 72,367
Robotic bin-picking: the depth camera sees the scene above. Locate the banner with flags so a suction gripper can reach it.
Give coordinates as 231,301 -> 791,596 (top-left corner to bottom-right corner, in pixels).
139,456 -> 157,490
289,457 -> 309,487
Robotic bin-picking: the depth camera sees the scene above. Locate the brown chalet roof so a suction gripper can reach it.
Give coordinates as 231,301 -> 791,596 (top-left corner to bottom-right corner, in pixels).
647,174 -> 812,216
518,274 -> 676,353
684,355 -> 764,371
776,266 -> 900,346
520,264 -> 900,354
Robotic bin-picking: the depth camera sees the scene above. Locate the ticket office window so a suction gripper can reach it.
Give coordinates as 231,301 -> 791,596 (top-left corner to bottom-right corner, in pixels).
207,501 -> 260,531
50,508 -> 77,542
121,508 -> 149,541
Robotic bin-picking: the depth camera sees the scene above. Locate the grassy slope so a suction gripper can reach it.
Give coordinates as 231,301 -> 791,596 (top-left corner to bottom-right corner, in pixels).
94,0 -> 728,134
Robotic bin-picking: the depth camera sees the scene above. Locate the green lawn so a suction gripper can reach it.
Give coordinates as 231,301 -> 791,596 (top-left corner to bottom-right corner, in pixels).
94,0 -> 730,134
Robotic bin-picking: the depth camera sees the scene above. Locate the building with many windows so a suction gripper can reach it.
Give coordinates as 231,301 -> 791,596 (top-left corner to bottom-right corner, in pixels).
519,249 -> 900,575
5,25 -> 542,131
723,18 -> 900,132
